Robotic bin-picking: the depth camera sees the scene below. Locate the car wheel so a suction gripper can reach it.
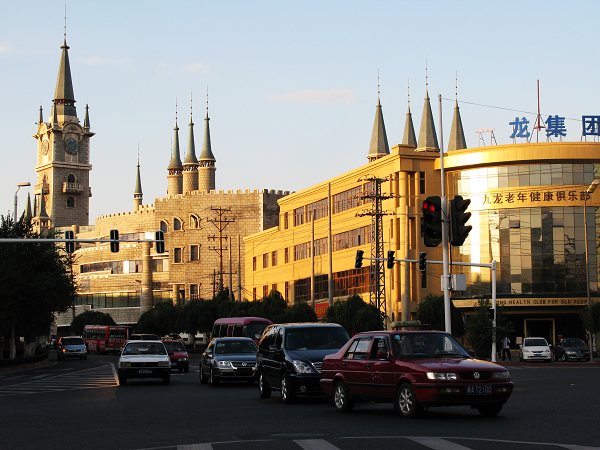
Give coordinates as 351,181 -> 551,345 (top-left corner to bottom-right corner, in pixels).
210,368 -> 219,386
333,381 -> 354,412
163,375 -> 170,385
559,354 -> 566,362
519,354 -> 523,362
477,403 -> 503,417
184,365 -> 190,373
395,383 -> 421,418
118,375 -> 127,386
179,367 -> 184,373
259,372 -> 271,399
199,366 -> 208,384
280,374 -> 295,404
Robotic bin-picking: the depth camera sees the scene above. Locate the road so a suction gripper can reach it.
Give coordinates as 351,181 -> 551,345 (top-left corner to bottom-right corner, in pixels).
1,355 -> 599,450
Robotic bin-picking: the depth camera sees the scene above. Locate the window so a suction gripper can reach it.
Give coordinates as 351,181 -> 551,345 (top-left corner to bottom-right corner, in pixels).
253,288 -> 257,301
344,337 -> 372,360
262,253 -> 268,269
67,174 -> 76,183
173,217 -> 182,231
419,172 -> 426,194
271,251 -> 277,266
66,196 -> 75,208
272,283 -> 277,292
285,248 -> 289,263
284,212 -> 289,229
190,284 -> 199,299
253,257 -> 257,271
190,245 -> 199,261
306,198 -> 329,221
294,206 -> 305,226
285,282 -> 289,301
160,221 -> 168,232
190,215 -> 200,228
173,248 -> 182,263
262,285 -> 268,298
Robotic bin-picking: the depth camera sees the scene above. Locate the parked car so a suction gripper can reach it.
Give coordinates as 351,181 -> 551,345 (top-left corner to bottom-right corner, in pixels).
320,330 -> 514,418
56,336 -> 88,360
553,338 -> 590,362
128,333 -> 161,341
199,337 -> 258,385
162,339 -> 190,372
117,340 -> 171,385
257,323 -> 350,403
519,337 -> 552,362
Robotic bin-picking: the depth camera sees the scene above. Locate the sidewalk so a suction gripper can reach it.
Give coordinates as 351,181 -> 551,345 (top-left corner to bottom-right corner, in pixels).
0,356 -> 53,375
496,349 -> 600,366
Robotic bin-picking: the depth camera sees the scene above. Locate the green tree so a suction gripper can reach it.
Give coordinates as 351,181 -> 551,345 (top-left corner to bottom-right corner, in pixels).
0,216 -> 75,359
324,295 -> 383,335
135,301 -> 180,336
70,310 -> 116,336
581,302 -> 600,337
248,290 -> 288,323
464,298 -> 514,359
416,294 -> 465,337
284,302 -> 318,323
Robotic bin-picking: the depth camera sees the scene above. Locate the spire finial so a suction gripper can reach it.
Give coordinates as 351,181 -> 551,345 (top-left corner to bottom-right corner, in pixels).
137,144 -> 140,166
455,71 -> 458,100
206,86 -> 209,117
425,60 -> 429,90
190,92 -> 193,121
407,79 -> 411,107
64,4 -> 67,41
377,69 -> 380,100
175,97 -> 178,128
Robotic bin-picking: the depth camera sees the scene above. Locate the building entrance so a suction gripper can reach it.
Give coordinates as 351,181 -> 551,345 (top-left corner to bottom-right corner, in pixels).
524,319 -> 555,345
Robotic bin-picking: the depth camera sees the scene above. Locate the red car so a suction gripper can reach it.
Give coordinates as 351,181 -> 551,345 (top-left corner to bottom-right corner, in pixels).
162,339 -> 190,373
320,330 -> 513,418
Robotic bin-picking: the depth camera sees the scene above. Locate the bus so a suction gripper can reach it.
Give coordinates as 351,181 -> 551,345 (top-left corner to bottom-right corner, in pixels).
211,317 -> 272,343
83,325 -> 130,353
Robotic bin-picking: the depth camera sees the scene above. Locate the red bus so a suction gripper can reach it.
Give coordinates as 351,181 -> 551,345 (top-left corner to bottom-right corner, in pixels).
211,317 -> 272,343
83,325 -> 130,353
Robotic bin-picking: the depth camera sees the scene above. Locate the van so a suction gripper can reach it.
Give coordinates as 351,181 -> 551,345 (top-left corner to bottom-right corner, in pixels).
211,317 -> 273,343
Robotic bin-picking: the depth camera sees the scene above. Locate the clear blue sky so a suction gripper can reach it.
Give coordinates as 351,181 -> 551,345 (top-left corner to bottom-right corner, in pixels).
1,0 -> 599,222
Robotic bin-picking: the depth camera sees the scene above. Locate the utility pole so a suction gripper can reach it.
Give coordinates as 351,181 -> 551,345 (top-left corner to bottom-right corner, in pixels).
357,176 -> 393,323
207,207 -> 235,291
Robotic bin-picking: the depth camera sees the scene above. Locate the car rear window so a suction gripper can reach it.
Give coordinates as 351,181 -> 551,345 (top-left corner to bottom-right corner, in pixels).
163,341 -> 186,352
284,327 -> 349,350
61,338 -> 84,346
524,338 -> 548,346
123,342 -> 167,355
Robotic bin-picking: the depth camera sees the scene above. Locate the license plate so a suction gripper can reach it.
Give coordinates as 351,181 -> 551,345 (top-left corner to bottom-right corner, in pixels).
138,369 -> 152,374
467,385 -> 492,395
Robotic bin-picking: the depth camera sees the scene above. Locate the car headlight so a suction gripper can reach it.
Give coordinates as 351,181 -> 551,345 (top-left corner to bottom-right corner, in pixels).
158,361 -> 170,367
292,360 -> 316,374
491,371 -> 510,381
426,372 -> 457,381
120,362 -> 131,368
217,360 -> 233,369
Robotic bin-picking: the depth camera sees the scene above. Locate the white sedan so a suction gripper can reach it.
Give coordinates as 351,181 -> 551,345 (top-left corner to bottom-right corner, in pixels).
519,337 -> 552,362
117,340 -> 171,385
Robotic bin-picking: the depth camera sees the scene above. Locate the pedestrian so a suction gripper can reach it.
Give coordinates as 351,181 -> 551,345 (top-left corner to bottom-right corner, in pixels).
501,336 -> 511,361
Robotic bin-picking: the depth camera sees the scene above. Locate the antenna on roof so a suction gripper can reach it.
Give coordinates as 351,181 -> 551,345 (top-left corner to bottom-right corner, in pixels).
476,129 -> 497,146
532,79 -> 546,143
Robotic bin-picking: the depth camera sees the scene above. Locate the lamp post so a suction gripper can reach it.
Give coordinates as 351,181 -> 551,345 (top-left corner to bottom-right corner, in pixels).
13,181 -> 31,222
583,179 -> 599,363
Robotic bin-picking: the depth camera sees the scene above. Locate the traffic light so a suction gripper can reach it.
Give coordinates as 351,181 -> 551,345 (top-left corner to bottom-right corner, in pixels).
387,250 -> 395,269
450,195 -> 472,247
418,252 -> 427,272
422,196 -> 442,247
64,230 -> 75,254
488,308 -> 495,322
355,250 -> 364,269
155,230 -> 165,253
110,229 -> 119,253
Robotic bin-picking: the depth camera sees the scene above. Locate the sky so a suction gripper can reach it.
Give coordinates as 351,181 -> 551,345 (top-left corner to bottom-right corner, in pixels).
1,0 -> 600,223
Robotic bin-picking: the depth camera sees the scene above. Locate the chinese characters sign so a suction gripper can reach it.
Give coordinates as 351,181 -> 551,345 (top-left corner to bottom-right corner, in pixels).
509,115 -> 600,140
482,187 -> 592,208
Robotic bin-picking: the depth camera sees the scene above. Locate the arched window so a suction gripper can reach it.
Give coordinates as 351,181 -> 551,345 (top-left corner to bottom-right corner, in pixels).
67,174 -> 76,183
66,196 -> 75,208
190,215 -> 200,228
160,220 -> 168,232
173,217 -> 182,231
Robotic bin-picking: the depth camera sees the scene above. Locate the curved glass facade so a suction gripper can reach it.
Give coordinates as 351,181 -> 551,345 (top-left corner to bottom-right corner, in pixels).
449,163 -> 600,298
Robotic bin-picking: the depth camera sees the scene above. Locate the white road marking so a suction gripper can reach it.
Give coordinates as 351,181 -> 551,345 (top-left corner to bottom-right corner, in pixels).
406,437 -> 473,450
294,439 -> 342,450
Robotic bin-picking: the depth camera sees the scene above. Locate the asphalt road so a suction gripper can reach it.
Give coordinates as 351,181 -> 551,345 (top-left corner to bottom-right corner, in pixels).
1,355 -> 599,450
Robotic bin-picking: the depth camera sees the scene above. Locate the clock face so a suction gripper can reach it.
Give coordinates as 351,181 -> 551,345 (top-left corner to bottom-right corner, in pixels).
65,137 -> 78,155
41,139 -> 49,155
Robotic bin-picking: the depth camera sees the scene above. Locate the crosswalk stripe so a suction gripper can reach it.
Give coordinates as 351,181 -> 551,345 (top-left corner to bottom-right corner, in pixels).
294,439 -> 342,450
177,444 -> 213,450
406,437 -> 473,450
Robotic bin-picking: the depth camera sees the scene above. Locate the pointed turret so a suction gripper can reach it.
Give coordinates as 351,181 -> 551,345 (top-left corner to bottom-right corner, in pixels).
32,192 -> 51,234
198,93 -> 216,192
402,104 -> 417,149
167,113 -> 183,196
53,38 -> 77,122
183,98 -> 199,194
367,96 -> 390,162
447,99 -> 467,151
133,156 -> 143,211
416,88 -> 439,152
38,106 -> 44,125
84,104 -> 90,129
25,193 -> 32,221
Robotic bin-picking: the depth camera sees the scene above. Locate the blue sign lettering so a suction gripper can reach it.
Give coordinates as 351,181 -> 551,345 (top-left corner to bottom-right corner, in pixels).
509,117 -> 531,139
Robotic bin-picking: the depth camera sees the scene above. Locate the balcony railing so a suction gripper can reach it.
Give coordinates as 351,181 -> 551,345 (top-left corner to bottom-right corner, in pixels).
62,181 -> 84,194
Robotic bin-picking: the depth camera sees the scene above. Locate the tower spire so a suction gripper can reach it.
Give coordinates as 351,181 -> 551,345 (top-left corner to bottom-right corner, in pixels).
367,74 -> 390,162
167,101 -> 183,196
402,79 -> 417,148
84,104 -> 90,129
183,93 -> 199,193
416,64 -> 439,152
198,88 -> 216,192
53,34 -> 77,121
448,72 -> 467,151
133,148 -> 143,211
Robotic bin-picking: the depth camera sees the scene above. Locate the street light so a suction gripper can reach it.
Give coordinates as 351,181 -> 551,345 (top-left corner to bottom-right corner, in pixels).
13,181 -> 31,222
583,178 -> 599,363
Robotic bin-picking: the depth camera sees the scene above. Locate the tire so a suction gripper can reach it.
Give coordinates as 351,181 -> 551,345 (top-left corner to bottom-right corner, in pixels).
333,381 -> 354,412
559,354 -> 566,362
210,368 -> 219,386
199,366 -> 208,384
259,372 -> 271,399
477,403 -> 503,417
184,365 -> 190,373
179,367 -> 184,373
163,375 -> 170,385
395,383 -> 421,418
118,375 -> 127,386
280,374 -> 295,404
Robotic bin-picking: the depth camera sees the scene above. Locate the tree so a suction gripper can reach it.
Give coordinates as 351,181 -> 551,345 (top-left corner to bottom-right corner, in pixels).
135,301 -> 180,336
248,290 -> 288,323
416,294 -> 465,337
0,215 -> 76,359
464,298 -> 514,359
70,310 -> 116,336
324,295 -> 383,335
284,302 -> 318,323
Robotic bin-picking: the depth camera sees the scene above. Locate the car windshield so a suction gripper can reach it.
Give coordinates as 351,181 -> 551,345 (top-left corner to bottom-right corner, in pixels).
61,338 -> 84,346
392,333 -> 470,358
524,338 -> 548,346
245,322 -> 269,340
563,338 -> 586,347
163,341 -> 186,353
284,327 -> 349,350
123,342 -> 167,355
214,340 -> 257,354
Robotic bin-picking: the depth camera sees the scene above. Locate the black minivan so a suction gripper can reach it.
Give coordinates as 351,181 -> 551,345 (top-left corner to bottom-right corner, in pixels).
257,323 -> 349,403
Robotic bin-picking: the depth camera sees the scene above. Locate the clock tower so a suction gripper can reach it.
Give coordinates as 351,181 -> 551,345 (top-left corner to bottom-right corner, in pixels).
33,38 -> 94,229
